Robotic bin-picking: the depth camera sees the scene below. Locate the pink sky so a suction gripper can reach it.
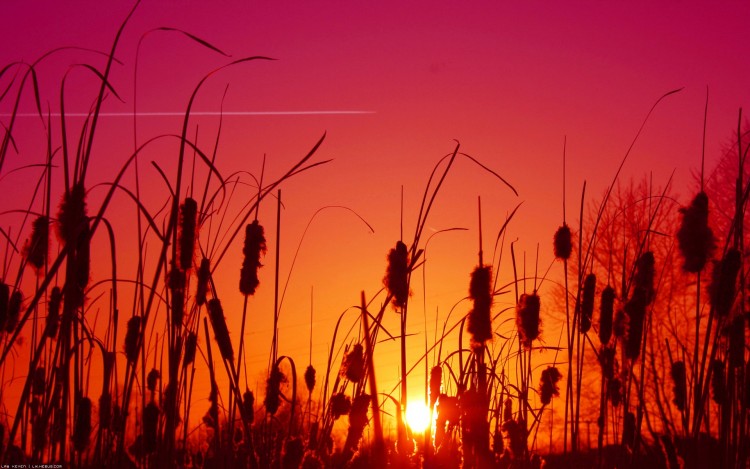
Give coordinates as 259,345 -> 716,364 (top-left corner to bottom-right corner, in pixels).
2,0 -> 750,429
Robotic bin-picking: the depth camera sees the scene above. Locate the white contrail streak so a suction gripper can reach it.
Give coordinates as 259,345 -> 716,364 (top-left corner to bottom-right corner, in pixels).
2,110 -> 375,117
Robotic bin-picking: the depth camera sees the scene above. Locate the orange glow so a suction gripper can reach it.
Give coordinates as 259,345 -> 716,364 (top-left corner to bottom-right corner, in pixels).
405,400 -> 431,433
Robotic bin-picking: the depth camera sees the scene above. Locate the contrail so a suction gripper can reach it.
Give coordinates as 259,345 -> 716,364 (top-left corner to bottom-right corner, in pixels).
2,110 -> 375,117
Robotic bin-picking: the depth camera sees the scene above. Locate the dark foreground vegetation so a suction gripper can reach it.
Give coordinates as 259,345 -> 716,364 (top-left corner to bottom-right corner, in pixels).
0,4 -> 748,468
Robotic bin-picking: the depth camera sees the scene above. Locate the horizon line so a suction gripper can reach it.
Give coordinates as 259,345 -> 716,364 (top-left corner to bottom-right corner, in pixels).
2,110 -> 376,118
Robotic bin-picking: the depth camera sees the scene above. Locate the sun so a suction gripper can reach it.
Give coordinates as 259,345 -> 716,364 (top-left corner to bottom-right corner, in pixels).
405,401 -> 431,432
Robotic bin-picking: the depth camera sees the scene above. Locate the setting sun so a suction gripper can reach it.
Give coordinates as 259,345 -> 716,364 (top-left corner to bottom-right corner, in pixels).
405,401 -> 431,433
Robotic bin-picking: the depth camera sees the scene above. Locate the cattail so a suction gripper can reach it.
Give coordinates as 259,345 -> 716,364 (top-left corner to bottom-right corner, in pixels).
304,365 -> 316,393
501,418 -> 526,459
178,197 -> 198,270
622,411 -> 636,448
0,282 -> 8,330
147,368 -> 160,393
710,359 -> 726,405
539,366 -> 563,405
429,365 -> 442,408
32,367 -> 45,396
24,215 -> 49,271
45,286 -> 61,338
503,398 -> 513,423
124,316 -> 142,363
283,437 -> 305,469
728,314 -> 745,368
341,343 -> 364,383
676,192 -> 715,273
196,257 -> 210,306
330,392 -> 351,419
516,292 -> 541,349
553,223 -> 572,260
183,332 -> 197,368
744,362 -> 750,410
345,393 -> 371,451
57,182 -> 87,244
384,241 -> 409,308
99,392 -> 112,430
143,401 -> 159,453
207,299 -> 233,362
709,248 -> 741,318
239,220 -> 266,295
613,309 -> 628,339
599,285 -> 615,344
633,251 -> 655,305
670,361 -> 687,411
5,290 -> 22,333
599,346 -> 616,380
580,273 -> 596,333
608,378 -> 623,407
243,390 -> 255,424
467,265 -> 493,345
301,451 -> 324,469
625,253 -> 652,360
73,397 -> 92,452
32,413 -> 47,453
264,364 -> 285,415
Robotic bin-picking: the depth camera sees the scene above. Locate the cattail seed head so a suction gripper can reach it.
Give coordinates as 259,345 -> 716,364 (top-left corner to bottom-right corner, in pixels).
599,346 -> 616,380
196,257 -> 210,306
613,309 -> 628,339
239,220 -> 266,295
599,286 -> 615,344
143,402 -> 159,454
553,223 -> 572,260
622,411 -> 636,448
330,392 -> 351,419
341,343 -> 365,383
178,197 -> 198,270
624,298 -> 646,360
539,366 -> 563,405
73,397 -> 92,452
264,364 -> 285,415
670,361 -> 687,411
304,365 -> 316,393
147,368 -> 160,393
207,299 -> 234,362
503,398 -> 513,423
634,251 -> 655,305
183,332 -> 197,368
45,286 -> 61,338
709,248 -> 741,318
0,282 -> 8,331
384,241 -> 409,308
608,378 -> 623,407
467,265 -> 493,345
124,316 -> 142,363
517,292 -> 541,349
429,365 -> 442,408
5,290 -> 22,333
710,359 -> 726,405
580,273 -> 596,333
24,216 -> 49,271
57,182 -> 87,245
243,390 -> 255,424
283,437 -> 305,469
677,192 -> 715,273
32,367 -> 45,396
346,393 -> 371,446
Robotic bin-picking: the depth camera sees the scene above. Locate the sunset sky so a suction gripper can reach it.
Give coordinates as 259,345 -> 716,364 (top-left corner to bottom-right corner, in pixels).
2,0 -> 750,434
